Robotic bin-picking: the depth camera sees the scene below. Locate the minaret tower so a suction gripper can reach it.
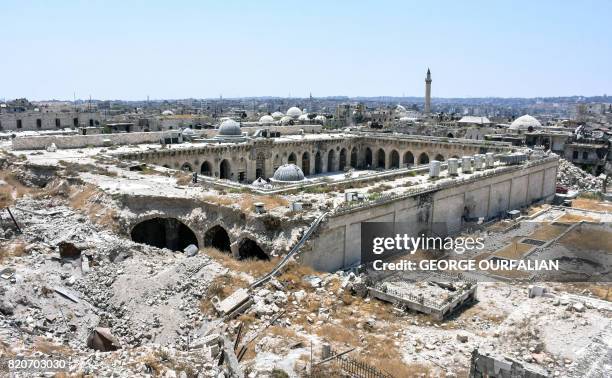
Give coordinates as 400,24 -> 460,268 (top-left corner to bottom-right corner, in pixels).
424,68 -> 432,114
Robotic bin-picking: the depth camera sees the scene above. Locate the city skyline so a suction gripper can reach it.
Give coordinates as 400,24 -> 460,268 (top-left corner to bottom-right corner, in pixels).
1,0 -> 611,100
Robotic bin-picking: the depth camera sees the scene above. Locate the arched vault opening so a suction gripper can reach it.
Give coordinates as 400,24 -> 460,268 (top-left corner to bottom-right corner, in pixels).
131,217 -> 198,251
238,239 -> 269,261
204,225 -> 231,252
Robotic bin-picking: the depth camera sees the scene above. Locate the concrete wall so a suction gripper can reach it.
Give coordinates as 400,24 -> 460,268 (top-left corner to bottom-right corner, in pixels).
12,131 -> 171,150
0,111 -> 102,131
299,158 -> 559,272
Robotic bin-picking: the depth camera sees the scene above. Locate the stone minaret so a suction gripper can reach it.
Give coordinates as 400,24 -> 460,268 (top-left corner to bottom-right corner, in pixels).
424,68 -> 432,114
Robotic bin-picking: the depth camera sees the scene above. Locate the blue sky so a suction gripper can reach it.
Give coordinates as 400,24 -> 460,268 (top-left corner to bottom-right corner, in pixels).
1,0 -> 610,100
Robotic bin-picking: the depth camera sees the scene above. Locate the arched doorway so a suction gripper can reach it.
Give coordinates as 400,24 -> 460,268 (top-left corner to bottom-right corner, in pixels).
339,148 -> 347,171
314,152 -> 322,174
327,149 -> 335,172
302,152 -> 310,175
181,163 -> 193,172
238,239 -> 269,260
256,152 -> 266,179
390,150 -> 400,168
350,147 -> 358,168
131,218 -> 198,251
219,159 -> 231,179
447,133 -> 454,138
288,153 -> 297,165
201,161 -> 212,176
403,151 -> 414,167
376,148 -> 386,169
418,152 -> 429,165
435,154 -> 445,162
365,147 -> 373,167
204,225 -> 231,252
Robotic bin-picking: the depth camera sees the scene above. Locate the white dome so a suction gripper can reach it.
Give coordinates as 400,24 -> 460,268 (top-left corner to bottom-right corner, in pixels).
314,115 -> 326,123
510,114 -> 541,130
218,119 -> 242,136
287,107 -> 302,119
396,104 -> 407,112
298,114 -> 309,121
259,115 -> 274,124
181,128 -> 195,136
272,164 -> 305,182
280,116 -> 293,125
271,111 -> 284,119
161,110 -> 174,116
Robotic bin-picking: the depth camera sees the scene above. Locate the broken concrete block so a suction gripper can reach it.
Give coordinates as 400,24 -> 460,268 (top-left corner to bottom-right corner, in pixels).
183,244 -> 198,257
528,285 -> 548,298
81,255 -> 90,274
457,334 -> 468,343
213,288 -> 250,316
87,327 -> 120,352
572,302 -> 585,313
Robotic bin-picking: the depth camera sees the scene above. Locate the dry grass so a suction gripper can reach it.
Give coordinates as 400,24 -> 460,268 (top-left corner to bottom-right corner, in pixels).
202,247 -> 279,276
557,226 -> 612,253
67,184 -> 119,232
572,198 -> 612,212
277,260 -> 318,291
315,324 -> 360,346
0,240 -> 26,263
557,213 -> 599,223
0,171 -> 37,207
174,172 -> 193,186
32,337 -> 72,356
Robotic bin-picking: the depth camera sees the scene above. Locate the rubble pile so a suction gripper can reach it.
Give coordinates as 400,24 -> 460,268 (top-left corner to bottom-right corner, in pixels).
0,198 -> 226,376
556,158 -> 604,191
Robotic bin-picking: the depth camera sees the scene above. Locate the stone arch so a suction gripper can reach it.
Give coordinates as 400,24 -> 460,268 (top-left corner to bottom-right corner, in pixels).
390,150 -> 400,168
131,217 -> 198,252
201,161 -> 212,176
302,151 -> 311,175
314,151 -> 322,174
376,148 -> 386,168
403,151 -> 414,167
434,154 -> 445,162
327,149 -> 336,172
365,147 -> 373,167
288,152 -> 297,165
219,159 -> 231,179
339,148 -> 347,171
204,225 -> 231,253
418,152 -> 429,165
350,147 -> 358,168
447,133 -> 454,138
181,162 -> 193,172
238,238 -> 269,260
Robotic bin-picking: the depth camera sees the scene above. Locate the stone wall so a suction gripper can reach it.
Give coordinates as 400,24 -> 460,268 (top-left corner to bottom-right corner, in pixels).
0,111 -> 102,131
299,157 -> 559,272
11,131 -> 171,150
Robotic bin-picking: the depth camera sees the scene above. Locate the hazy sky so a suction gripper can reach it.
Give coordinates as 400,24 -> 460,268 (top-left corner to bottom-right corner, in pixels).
1,0 -> 610,100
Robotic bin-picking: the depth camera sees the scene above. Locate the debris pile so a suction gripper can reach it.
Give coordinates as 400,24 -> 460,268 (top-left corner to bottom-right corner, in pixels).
556,158 -> 603,191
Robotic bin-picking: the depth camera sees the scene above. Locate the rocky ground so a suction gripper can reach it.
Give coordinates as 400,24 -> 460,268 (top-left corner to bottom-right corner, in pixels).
0,153 -> 610,377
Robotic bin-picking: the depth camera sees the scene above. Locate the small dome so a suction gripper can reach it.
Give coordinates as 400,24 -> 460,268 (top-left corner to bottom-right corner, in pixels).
396,104 -> 407,112
218,119 -> 242,136
272,164 -> 305,182
298,113 -> 309,121
181,128 -> 195,136
271,111 -> 284,119
161,110 -> 174,116
287,107 -> 302,119
280,116 -> 293,125
259,115 -> 274,124
510,114 -> 541,130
